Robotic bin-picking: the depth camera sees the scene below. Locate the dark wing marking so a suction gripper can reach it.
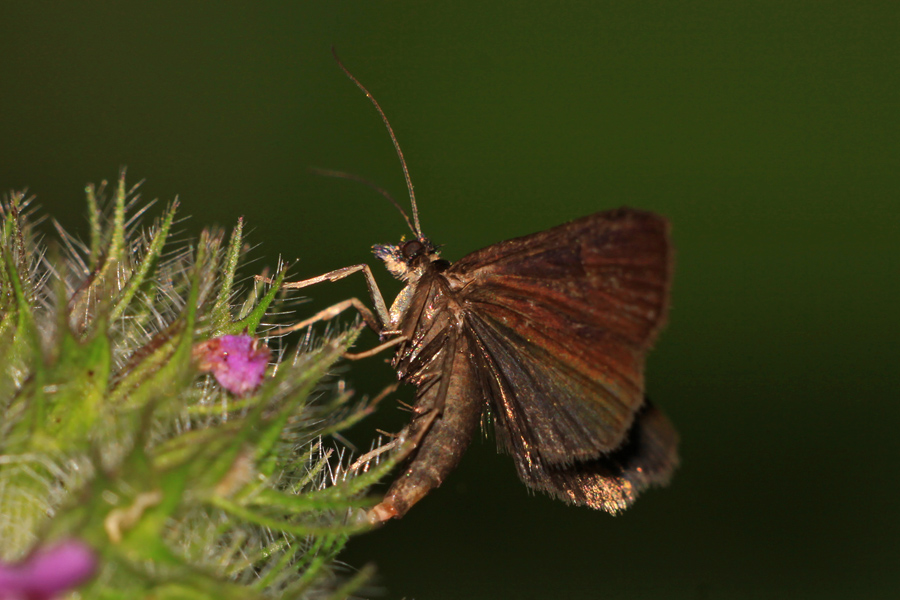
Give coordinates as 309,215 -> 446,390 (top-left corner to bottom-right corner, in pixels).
523,401 -> 679,513
453,209 -> 672,460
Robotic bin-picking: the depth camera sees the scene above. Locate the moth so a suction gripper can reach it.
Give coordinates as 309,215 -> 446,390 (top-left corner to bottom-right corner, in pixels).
274,52 -> 678,523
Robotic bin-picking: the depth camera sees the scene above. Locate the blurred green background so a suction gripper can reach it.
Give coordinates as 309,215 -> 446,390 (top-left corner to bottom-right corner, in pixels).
2,2 -> 897,599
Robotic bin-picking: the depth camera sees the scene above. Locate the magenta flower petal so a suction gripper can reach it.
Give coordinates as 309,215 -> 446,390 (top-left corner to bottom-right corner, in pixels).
0,539 -> 97,600
194,334 -> 270,396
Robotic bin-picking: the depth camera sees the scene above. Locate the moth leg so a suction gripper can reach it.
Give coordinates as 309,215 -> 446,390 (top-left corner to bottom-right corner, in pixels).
346,436 -> 403,473
256,263 -> 391,327
269,298 -> 380,335
344,335 -> 408,360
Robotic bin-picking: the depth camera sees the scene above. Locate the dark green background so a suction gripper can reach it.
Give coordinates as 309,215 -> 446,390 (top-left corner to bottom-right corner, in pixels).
2,3 -> 897,599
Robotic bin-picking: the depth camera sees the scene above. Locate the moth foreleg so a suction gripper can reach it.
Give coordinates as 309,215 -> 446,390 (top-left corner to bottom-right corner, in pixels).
257,263 -> 391,327
269,297 -> 380,336
344,335 -> 408,360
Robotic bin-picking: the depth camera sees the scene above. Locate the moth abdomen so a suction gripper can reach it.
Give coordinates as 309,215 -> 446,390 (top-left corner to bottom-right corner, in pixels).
369,334 -> 483,522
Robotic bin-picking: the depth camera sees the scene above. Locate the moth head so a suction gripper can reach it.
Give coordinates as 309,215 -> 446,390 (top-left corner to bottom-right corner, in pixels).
373,237 -> 441,281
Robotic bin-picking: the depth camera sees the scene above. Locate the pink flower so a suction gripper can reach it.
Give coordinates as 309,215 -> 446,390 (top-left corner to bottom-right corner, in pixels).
194,334 -> 270,396
0,539 -> 97,600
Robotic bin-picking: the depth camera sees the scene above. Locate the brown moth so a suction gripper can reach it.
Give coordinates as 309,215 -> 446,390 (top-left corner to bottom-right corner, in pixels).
275,52 -> 678,523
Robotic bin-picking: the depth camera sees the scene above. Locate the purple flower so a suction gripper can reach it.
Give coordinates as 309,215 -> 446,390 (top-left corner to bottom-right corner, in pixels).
0,539 -> 97,600
193,334 -> 270,396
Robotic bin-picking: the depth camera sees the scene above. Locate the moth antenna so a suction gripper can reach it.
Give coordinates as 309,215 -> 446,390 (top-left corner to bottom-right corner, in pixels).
332,46 -> 423,239
308,167 -> 416,234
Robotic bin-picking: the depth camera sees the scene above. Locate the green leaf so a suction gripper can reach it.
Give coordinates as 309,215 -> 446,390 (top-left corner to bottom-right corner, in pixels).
228,266 -> 287,335
210,218 -> 244,334
110,199 -> 179,322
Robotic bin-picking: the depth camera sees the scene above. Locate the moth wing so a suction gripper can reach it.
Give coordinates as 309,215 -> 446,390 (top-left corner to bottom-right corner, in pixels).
452,208 -> 672,463
538,401 -> 678,512
523,399 -> 678,512
465,314 -> 678,511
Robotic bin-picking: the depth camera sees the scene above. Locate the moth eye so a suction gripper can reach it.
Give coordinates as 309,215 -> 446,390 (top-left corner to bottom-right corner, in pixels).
402,240 -> 424,259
